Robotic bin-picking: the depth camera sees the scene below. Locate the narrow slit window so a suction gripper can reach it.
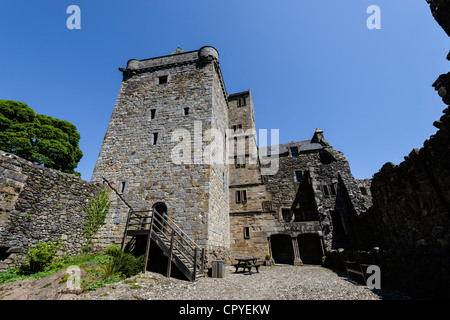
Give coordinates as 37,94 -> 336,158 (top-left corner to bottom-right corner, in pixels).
120,181 -> 126,194
243,227 -> 250,239
158,75 -> 168,84
184,107 -> 189,116
323,185 -> 330,196
242,190 -> 247,203
236,190 -> 241,203
150,109 -> 156,120
153,132 -> 158,145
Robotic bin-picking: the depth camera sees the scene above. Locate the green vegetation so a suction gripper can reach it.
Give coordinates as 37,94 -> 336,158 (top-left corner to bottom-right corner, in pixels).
19,238 -> 65,274
0,99 -> 83,176
84,189 -> 111,250
0,243 -> 145,292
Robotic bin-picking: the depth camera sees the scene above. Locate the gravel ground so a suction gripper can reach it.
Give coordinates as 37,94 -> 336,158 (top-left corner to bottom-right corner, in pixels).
74,264 -> 409,300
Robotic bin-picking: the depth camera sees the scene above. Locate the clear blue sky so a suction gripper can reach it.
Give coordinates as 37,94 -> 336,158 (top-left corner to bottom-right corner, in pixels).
0,0 -> 448,181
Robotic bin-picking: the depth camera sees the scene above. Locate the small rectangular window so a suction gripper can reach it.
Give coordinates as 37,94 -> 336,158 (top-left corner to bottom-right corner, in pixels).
150,109 -> 156,120
282,209 -> 292,222
329,184 -> 336,196
291,147 -> 299,157
235,190 -> 247,203
295,171 -> 303,183
237,124 -> 242,132
243,227 -> 250,239
360,187 -> 368,195
235,156 -> 246,168
153,132 -> 158,145
323,185 -> 330,196
232,125 -> 237,132
159,75 -> 168,84
184,107 -> 189,116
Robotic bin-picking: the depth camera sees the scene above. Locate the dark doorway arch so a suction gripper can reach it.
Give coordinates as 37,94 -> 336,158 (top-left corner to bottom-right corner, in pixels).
297,233 -> 323,265
270,234 -> 294,264
152,202 -> 168,231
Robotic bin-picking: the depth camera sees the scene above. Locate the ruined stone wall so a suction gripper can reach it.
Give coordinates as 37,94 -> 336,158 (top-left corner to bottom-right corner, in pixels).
353,108 -> 450,250
0,151 -> 101,271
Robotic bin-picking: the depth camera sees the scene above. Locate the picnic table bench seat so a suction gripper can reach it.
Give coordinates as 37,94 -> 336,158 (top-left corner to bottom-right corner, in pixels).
344,261 -> 371,283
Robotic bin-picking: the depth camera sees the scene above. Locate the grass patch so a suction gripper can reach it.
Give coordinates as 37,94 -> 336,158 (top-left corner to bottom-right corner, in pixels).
0,245 -> 145,292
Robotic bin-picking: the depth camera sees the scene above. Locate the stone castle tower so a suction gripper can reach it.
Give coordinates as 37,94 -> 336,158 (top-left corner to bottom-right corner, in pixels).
91,45 -> 373,267
91,46 -> 230,257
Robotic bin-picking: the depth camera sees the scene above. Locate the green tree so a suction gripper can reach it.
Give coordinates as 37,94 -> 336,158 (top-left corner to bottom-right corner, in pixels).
0,100 -> 83,175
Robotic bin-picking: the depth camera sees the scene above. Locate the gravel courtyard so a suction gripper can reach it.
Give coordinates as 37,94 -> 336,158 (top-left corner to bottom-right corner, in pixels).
75,264 -> 409,300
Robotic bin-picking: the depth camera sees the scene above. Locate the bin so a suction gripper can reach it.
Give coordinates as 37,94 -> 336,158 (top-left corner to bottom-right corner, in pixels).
212,260 -> 226,278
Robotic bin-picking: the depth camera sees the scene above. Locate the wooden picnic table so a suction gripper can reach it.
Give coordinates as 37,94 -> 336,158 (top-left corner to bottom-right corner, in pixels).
233,258 -> 262,274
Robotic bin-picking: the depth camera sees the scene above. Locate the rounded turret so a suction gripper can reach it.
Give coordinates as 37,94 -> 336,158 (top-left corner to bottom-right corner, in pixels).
198,46 -> 219,62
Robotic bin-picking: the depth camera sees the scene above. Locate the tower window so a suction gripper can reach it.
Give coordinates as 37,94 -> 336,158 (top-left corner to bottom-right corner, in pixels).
235,190 -> 247,203
153,132 -> 158,145
237,97 -> 247,107
232,124 -> 242,133
329,184 -> 336,196
119,181 -> 126,194
158,75 -> 168,84
235,156 -> 246,168
243,227 -> 250,239
184,107 -> 189,115
150,109 -> 156,120
295,171 -> 303,183
360,187 -> 368,195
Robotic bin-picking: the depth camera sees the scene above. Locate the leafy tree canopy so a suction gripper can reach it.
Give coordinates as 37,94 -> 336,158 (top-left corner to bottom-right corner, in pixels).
0,100 -> 83,175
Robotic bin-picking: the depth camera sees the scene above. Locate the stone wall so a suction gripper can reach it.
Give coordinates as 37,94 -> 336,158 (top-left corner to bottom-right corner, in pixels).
426,0 -> 450,37
0,151 -> 102,271
326,15 -> 450,295
352,94 -> 450,251
325,246 -> 450,299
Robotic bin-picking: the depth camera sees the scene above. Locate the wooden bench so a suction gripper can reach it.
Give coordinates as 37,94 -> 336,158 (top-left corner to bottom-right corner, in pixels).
247,263 -> 262,274
233,262 -> 262,274
344,261 -> 371,283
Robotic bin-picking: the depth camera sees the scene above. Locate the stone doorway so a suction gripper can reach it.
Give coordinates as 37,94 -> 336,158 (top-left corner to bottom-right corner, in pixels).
153,202 -> 168,231
270,234 -> 295,264
297,233 -> 323,265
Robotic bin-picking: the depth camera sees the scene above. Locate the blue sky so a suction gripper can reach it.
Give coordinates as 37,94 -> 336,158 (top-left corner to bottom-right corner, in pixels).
0,0 -> 448,181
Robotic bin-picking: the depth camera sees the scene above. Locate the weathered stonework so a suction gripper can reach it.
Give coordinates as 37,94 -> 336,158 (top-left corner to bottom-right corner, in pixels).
91,47 -> 230,258
0,151 -> 102,271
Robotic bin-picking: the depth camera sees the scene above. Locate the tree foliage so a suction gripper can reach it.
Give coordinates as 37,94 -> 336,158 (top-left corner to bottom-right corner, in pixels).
0,100 -> 83,175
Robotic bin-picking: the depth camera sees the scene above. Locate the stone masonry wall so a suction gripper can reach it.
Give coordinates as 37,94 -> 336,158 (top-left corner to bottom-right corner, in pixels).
0,150 -> 102,271
91,47 -> 230,259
